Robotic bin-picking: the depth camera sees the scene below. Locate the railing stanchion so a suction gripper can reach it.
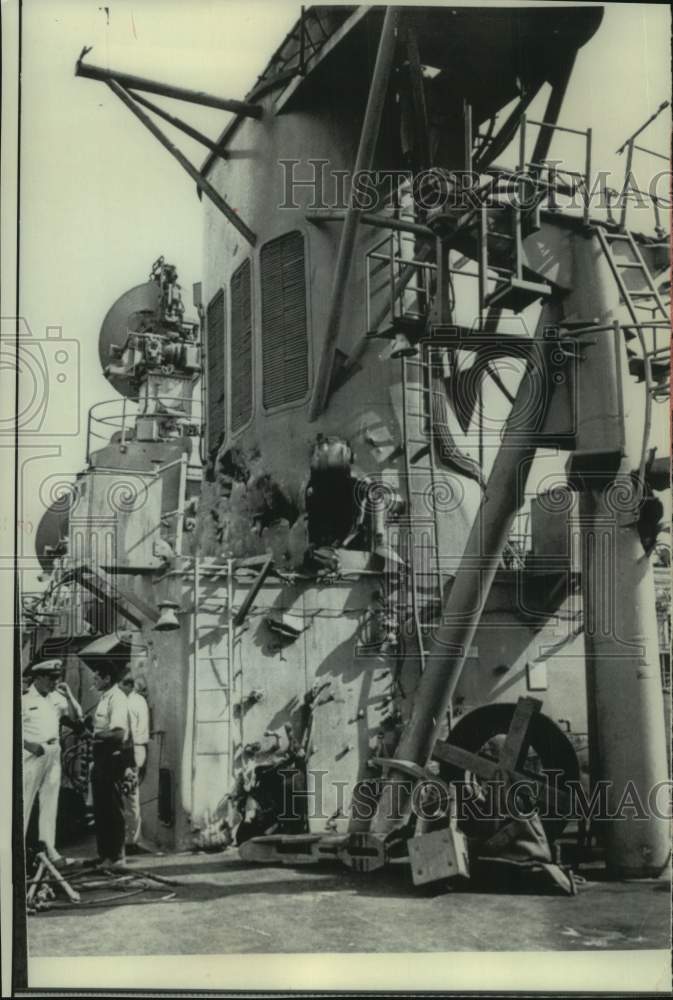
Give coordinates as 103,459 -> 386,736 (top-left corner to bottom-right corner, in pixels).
619,139 -> 634,231
583,127 -> 592,225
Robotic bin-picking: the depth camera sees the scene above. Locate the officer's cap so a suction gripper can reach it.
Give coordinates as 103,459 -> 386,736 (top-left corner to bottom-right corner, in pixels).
28,658 -> 63,676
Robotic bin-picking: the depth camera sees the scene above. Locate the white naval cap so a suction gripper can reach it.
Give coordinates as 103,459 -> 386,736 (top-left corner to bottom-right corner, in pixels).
28,658 -> 63,675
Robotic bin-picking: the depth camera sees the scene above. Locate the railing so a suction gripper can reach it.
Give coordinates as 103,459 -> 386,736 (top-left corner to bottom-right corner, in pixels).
86,398 -> 137,464
502,510 -> 532,570
616,103 -> 670,235
630,319 -> 670,403
484,113 -> 670,237
519,115 -> 593,225
365,229 -> 435,336
481,116 -> 594,226
617,140 -> 669,236
86,395 -> 203,464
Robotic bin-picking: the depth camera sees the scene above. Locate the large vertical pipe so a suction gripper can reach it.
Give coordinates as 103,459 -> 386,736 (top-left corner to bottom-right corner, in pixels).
371,333 -> 557,835
570,232 -> 670,877
580,486 -> 670,876
309,7 -> 402,420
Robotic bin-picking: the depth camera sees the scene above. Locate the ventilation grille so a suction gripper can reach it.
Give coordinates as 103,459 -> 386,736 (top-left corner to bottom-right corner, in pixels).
205,288 -> 226,453
261,231 -> 309,408
230,259 -> 253,432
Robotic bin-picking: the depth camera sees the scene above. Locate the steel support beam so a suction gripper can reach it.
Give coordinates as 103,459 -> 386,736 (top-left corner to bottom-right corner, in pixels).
76,51 -> 263,118
529,54 -> 576,176
473,89 -> 539,174
107,80 -> 257,247
128,90 -> 224,154
308,6 -> 402,421
370,333 -> 557,837
403,24 -> 431,169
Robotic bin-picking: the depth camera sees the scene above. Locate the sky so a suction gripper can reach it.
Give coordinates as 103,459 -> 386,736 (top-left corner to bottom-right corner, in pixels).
14,0 -> 672,579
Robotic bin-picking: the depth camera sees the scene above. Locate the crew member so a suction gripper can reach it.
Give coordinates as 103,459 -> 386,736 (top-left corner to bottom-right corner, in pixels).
120,673 -> 150,853
22,659 -> 71,863
89,660 -> 133,865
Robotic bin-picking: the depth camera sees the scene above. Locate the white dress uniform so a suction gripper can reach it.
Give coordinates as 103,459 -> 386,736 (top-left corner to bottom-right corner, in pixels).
22,684 -> 63,860
124,690 -> 150,845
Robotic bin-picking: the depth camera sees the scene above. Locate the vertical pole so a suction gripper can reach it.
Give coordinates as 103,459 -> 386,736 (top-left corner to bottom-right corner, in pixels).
619,140 -> 634,230
389,233 -> 396,324
190,557 -> 199,817
583,127 -> 593,225
548,164 -> 558,212
515,117 -> 526,288
175,453 -> 187,557
478,380 -> 484,474
464,100 -> 473,175
513,192 -> 523,281
436,238 -> 450,324
227,558 -> 238,774
121,398 -> 127,447
518,114 -> 527,173
309,6 -> 402,420
478,202 -> 489,330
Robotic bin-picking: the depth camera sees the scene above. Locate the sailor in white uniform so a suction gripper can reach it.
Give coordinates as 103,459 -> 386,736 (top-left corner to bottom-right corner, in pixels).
22,658 -> 81,863
120,673 -> 151,850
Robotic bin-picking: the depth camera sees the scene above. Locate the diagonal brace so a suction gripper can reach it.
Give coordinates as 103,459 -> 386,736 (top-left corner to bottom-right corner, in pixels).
107,80 -> 257,246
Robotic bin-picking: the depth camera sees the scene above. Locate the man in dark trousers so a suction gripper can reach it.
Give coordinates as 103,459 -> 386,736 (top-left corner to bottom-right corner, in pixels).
78,634 -> 134,866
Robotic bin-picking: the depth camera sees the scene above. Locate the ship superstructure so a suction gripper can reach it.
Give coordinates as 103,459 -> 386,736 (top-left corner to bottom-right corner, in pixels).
24,6 -> 670,882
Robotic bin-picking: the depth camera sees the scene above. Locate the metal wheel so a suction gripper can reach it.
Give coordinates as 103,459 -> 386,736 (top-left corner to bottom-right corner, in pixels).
439,702 -> 580,843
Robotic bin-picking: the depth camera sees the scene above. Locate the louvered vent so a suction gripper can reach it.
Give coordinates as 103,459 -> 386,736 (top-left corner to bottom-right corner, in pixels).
205,288 -> 226,453
261,231 -> 309,408
230,259 -> 253,432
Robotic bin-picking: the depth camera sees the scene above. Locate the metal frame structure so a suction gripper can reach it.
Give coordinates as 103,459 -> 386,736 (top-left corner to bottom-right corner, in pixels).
75,49 -> 258,246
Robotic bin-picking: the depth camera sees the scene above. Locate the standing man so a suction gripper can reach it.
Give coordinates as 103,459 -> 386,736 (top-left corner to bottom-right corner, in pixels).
89,661 -> 133,866
120,673 -> 150,853
22,659 -> 77,865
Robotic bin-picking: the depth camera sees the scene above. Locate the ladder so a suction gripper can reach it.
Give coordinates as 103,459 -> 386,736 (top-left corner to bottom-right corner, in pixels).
596,227 -> 670,392
191,559 -> 234,824
397,355 -> 444,663
399,349 -> 485,661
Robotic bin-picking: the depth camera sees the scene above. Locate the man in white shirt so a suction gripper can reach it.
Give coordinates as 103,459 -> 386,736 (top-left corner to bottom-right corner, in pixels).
22,659 -> 81,864
90,662 -> 133,865
119,673 -> 151,851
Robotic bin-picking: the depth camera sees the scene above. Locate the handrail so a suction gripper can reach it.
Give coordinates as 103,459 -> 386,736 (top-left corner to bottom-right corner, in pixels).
619,138 -> 670,235
86,395 -> 202,464
365,231 -> 436,336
